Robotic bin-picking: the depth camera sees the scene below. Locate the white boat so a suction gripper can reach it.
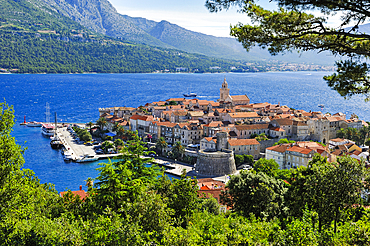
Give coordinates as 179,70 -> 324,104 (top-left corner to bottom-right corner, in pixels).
27,121 -> 42,127
63,150 -> 74,162
183,92 -> 197,97
76,154 -> 99,163
41,123 -> 55,136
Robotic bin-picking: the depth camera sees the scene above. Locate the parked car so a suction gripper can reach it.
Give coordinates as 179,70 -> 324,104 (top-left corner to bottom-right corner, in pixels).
241,164 -> 252,170
95,149 -> 104,154
93,145 -> 102,150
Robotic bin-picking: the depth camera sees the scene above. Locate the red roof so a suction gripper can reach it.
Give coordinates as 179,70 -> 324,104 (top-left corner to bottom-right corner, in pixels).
228,139 -> 260,146
130,115 -> 153,121
266,144 -> 290,153
228,112 -> 259,118
203,137 -> 217,143
235,123 -> 269,131
270,127 -> 285,132
286,146 -> 313,155
60,186 -> 88,201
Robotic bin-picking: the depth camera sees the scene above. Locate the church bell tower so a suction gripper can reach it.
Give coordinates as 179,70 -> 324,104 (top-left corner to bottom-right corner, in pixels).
219,77 -> 230,102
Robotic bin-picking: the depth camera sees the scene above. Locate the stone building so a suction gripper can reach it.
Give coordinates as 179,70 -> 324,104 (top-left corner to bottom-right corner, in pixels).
307,118 -> 330,144
234,123 -> 269,139
195,132 -> 236,176
227,138 -> 261,159
266,144 -> 315,169
218,78 -> 250,106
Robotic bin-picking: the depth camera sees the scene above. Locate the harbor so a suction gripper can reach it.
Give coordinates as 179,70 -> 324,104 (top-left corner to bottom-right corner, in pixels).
44,123 -> 199,178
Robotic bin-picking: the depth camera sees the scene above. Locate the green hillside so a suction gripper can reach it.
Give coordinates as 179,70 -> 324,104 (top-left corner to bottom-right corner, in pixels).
0,0 -> 251,73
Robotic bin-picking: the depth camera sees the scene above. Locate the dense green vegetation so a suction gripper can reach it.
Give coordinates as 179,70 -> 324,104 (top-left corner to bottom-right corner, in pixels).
337,126 -> 370,147
2,100 -> 370,245
72,126 -> 92,142
0,30 -> 248,73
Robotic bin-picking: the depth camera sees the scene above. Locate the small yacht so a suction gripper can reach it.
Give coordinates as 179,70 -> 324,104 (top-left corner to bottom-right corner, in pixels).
63,150 -> 73,162
27,121 -> 42,127
76,154 -> 99,163
183,92 -> 197,97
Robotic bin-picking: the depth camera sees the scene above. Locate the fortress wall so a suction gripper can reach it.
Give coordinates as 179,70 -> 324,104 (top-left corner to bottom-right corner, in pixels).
196,149 -> 236,176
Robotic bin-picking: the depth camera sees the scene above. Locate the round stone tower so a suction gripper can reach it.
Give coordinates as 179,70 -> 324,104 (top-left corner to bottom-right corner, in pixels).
195,132 -> 236,176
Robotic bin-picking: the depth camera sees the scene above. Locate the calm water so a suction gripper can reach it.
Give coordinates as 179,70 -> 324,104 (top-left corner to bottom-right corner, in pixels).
1,72 -> 369,191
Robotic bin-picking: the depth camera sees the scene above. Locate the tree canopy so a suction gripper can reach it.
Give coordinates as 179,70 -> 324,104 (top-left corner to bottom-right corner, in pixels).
205,0 -> 370,101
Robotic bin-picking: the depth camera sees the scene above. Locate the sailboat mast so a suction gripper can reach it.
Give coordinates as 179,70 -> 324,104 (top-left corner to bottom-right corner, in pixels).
54,112 -> 57,138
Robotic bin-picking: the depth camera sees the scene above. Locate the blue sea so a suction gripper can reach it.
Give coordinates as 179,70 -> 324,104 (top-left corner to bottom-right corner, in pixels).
1,72 -> 369,192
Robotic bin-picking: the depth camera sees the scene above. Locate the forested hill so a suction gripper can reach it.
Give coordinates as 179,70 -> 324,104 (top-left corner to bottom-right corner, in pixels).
0,0 -> 249,73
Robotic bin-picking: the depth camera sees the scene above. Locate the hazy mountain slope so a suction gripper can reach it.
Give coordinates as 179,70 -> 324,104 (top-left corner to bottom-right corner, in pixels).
35,0 -> 174,48
29,0 -> 333,65
122,15 -> 336,65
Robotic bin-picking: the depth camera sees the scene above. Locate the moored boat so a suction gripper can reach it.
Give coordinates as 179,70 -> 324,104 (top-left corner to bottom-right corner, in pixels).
63,150 -> 74,162
76,154 -> 99,163
50,138 -> 63,149
183,92 -> 197,97
42,123 -> 55,136
27,121 -> 42,127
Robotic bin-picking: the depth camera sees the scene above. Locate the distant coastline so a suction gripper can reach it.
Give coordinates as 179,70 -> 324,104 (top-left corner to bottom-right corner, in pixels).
0,64 -> 335,75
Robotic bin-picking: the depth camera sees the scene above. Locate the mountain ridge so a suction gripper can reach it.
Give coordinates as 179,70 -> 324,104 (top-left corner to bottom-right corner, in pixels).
34,0 -> 337,65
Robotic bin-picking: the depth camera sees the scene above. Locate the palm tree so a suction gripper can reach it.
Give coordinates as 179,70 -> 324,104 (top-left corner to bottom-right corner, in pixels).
96,117 -> 107,131
155,137 -> 168,156
86,121 -> 94,134
112,122 -> 119,133
172,141 -> 185,159
115,124 -> 125,139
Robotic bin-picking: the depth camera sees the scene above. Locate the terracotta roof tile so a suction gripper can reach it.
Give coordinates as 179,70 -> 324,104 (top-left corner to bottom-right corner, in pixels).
266,145 -> 290,153
130,115 -> 153,121
231,95 -> 249,101
228,112 -> 259,118
286,146 -> 314,155
188,111 -> 204,117
228,139 -> 260,146
204,121 -> 223,127
273,118 -> 293,125
60,186 -> 88,201
166,98 -> 186,102
235,123 -> 269,131
270,127 -> 285,132
203,137 -> 217,143
172,110 -> 188,116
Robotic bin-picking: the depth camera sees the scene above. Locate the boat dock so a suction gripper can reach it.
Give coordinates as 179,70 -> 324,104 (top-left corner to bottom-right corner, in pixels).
55,126 -> 119,162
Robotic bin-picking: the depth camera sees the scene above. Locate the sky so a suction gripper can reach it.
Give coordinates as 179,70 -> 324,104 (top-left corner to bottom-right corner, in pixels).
109,0 -> 345,37
109,0 -> 274,37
